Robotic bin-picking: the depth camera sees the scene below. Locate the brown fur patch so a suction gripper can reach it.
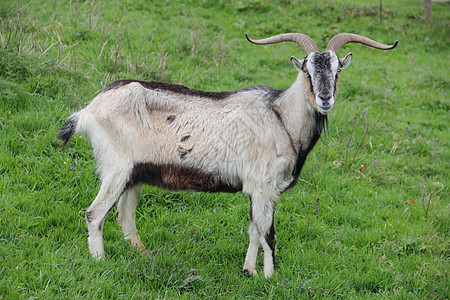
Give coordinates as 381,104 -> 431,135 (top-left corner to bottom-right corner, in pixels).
333,74 -> 340,99
126,162 -> 242,193
303,74 -> 317,110
103,80 -> 232,100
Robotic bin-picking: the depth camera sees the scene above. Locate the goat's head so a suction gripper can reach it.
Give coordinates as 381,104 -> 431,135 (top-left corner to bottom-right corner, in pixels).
246,33 -> 398,115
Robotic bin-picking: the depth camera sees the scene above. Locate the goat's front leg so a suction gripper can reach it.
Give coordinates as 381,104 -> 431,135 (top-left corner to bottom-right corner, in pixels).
243,191 -> 277,278
116,183 -> 148,255
262,212 -> 276,278
85,169 -> 128,259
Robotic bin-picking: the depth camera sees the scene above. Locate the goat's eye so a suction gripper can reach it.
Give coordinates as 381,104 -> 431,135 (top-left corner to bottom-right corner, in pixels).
337,68 -> 341,74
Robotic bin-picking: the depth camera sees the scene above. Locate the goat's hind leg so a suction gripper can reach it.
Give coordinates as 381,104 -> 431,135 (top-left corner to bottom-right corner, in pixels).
85,169 -> 129,259
116,183 -> 148,255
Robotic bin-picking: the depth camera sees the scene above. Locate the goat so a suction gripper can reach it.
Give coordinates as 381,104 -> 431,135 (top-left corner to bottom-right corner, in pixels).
58,32 -> 397,278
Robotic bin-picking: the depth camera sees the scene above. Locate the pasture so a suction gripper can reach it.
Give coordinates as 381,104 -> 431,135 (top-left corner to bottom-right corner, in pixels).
0,0 -> 448,298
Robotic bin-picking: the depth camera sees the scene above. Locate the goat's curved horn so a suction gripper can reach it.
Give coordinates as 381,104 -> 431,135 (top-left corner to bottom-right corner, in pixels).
326,33 -> 398,53
246,33 -> 319,54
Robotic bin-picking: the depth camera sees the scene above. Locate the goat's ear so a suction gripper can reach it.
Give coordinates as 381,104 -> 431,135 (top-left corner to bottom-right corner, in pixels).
290,56 -> 304,71
340,52 -> 352,70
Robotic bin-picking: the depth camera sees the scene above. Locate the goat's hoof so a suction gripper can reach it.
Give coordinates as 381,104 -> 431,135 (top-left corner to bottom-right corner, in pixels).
263,263 -> 274,278
243,268 -> 258,277
264,269 -> 274,279
91,253 -> 105,261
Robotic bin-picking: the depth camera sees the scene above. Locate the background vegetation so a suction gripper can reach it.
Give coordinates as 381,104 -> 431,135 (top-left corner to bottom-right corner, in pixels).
0,0 -> 448,298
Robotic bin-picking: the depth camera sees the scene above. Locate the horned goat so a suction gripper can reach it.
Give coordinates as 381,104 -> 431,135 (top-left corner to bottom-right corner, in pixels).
59,32 -> 397,278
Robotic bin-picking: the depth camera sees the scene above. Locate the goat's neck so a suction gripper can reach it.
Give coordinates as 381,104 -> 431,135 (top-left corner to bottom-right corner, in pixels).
275,73 -> 323,153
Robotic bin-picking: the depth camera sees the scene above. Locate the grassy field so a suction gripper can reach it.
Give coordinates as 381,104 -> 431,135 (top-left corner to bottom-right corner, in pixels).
0,0 -> 448,298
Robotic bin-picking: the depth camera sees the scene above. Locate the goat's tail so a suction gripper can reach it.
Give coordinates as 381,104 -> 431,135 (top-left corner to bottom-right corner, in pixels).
58,115 -> 79,149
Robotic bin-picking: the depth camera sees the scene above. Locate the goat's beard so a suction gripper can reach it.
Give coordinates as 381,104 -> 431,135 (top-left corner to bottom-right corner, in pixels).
319,114 -> 329,139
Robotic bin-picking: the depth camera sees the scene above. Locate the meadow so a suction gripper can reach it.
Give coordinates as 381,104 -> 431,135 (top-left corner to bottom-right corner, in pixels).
0,0 -> 448,298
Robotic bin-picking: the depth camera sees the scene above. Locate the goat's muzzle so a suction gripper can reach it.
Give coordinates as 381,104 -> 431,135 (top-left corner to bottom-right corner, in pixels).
316,92 -> 334,115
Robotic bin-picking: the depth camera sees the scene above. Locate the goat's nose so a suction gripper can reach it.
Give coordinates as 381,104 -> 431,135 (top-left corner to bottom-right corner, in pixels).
319,92 -> 332,100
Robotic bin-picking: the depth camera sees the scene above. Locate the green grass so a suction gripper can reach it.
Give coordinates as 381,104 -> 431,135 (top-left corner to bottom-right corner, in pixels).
0,0 -> 448,298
